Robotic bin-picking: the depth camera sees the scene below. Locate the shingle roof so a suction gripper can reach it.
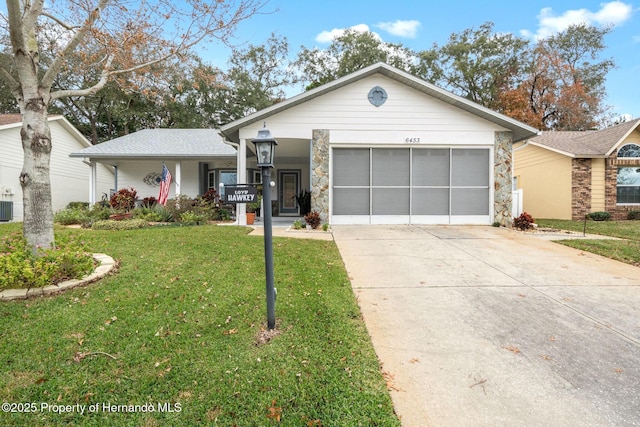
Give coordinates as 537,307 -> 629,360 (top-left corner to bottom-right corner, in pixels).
528,118 -> 640,157
70,129 -> 237,159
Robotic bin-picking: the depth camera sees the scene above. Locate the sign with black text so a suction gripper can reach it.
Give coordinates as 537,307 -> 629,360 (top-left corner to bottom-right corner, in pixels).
224,186 -> 258,203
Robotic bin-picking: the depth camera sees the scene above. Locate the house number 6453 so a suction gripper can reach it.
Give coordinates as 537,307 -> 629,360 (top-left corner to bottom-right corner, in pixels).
405,137 -> 421,143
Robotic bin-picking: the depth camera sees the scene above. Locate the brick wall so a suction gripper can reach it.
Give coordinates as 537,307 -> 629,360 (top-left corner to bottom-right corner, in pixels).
605,154 -> 640,220
571,159 -> 592,220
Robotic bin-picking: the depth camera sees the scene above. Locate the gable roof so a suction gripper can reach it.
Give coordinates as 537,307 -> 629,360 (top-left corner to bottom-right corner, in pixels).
69,128 -> 237,160
0,114 -> 93,148
527,118 -> 640,158
220,62 -> 539,143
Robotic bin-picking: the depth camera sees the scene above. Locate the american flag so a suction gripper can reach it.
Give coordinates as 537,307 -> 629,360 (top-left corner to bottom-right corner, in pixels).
158,163 -> 172,205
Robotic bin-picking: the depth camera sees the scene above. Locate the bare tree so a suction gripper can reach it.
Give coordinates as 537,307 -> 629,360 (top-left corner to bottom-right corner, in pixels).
0,0 -> 267,252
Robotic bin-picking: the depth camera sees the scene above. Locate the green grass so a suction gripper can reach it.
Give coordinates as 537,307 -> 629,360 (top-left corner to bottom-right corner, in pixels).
536,218 -> 640,266
0,223 -> 399,426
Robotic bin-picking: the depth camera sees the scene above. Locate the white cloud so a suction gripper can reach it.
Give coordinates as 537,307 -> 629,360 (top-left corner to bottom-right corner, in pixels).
375,20 -> 421,38
520,1 -> 634,40
315,24 -> 376,43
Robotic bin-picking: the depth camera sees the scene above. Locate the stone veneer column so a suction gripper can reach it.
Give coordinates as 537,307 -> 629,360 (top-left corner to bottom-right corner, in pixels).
494,131 -> 513,226
571,158 -> 592,220
311,129 -> 330,222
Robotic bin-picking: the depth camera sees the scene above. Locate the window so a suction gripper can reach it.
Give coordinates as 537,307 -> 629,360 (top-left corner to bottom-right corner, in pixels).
617,167 -> 640,204
218,170 -> 237,199
617,144 -> 640,158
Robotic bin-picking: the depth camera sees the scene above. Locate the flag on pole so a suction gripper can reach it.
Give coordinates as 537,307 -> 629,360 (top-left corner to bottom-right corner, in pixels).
158,163 -> 172,205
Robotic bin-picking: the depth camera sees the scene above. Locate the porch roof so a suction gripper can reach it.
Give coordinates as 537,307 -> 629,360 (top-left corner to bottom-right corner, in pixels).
70,128 -> 237,159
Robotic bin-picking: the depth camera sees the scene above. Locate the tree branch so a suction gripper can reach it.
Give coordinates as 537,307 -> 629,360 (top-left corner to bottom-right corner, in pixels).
51,55 -> 113,100
41,0 -> 109,91
0,66 -> 19,88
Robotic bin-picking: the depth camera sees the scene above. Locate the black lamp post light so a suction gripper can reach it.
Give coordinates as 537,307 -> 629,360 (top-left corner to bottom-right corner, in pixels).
252,123 -> 278,330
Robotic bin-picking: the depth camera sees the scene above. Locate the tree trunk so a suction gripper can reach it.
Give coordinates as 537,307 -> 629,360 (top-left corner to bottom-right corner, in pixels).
20,105 -> 55,252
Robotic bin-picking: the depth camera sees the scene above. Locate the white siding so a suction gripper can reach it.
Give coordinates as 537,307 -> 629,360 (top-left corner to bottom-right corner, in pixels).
238,75 -> 507,142
115,159 -> 237,201
0,117 -> 113,221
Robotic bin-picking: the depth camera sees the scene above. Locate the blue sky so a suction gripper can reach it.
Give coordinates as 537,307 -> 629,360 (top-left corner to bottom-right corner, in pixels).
201,0 -> 639,121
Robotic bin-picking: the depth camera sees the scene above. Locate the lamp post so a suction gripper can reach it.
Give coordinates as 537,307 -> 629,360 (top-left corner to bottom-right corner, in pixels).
252,123 -> 278,330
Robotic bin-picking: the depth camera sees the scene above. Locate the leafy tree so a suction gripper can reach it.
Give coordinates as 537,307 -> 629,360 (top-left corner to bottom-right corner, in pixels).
416,22 -> 530,110
295,29 -> 417,90
497,24 -> 614,130
225,33 -> 296,118
0,0 -> 267,253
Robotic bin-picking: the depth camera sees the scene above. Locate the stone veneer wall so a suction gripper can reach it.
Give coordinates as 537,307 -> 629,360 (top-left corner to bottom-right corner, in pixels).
311,129 -> 330,222
604,153 -> 640,220
571,158 -> 592,220
494,131 -> 513,226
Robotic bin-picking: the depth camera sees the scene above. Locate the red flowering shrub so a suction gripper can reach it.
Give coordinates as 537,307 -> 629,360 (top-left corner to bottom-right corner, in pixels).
513,212 -> 535,230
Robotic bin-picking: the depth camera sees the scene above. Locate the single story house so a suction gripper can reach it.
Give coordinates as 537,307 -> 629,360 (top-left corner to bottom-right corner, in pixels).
69,128 -> 238,203
0,114 -> 113,222
220,62 -> 538,226
513,118 -> 640,220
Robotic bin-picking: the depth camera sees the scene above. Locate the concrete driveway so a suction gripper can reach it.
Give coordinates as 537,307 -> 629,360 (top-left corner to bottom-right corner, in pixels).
332,225 -> 640,427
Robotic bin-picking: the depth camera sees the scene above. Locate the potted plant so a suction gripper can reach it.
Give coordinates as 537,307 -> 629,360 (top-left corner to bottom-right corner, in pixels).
246,196 -> 261,225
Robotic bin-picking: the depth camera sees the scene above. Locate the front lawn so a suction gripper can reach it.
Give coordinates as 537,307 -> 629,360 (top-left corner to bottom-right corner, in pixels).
0,223 -> 399,426
536,218 -> 640,266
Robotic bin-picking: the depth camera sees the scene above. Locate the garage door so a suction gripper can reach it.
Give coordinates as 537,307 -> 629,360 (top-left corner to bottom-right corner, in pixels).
331,147 -> 491,224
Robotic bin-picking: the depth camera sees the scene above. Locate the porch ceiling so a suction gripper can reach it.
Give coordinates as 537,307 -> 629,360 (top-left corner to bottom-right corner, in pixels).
248,137 -> 310,165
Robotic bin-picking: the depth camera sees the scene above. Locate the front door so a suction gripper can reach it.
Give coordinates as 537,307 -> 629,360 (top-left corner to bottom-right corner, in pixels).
279,170 -> 300,215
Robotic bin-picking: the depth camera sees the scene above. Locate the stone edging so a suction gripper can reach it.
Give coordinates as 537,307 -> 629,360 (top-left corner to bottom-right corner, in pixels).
0,254 -> 116,301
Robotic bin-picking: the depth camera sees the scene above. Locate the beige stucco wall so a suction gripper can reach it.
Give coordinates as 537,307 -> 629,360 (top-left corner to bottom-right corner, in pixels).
514,143 -> 573,220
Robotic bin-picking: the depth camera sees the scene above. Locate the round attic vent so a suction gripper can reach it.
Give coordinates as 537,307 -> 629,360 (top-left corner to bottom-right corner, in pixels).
368,86 -> 388,107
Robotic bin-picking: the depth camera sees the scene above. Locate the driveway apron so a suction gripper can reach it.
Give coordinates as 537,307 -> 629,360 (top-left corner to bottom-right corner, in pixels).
332,225 -> 640,427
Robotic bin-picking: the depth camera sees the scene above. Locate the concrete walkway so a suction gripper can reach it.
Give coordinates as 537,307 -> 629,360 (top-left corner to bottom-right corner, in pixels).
332,225 -> 640,427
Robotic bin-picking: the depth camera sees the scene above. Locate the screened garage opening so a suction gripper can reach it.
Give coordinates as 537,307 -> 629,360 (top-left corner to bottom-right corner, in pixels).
331,147 -> 491,224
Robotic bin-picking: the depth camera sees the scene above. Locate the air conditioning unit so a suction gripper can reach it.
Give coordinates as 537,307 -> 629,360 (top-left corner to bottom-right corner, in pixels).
0,201 -> 13,222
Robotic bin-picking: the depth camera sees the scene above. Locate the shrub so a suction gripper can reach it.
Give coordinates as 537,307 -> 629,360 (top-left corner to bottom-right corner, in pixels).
295,190 -> 312,216
513,212 -> 535,231
587,211 -> 610,221
292,219 -> 305,230
322,223 -> 330,231
0,233 -> 95,290
110,187 -> 138,212
180,211 -> 206,224
200,189 -> 219,205
132,207 -> 163,222
91,219 -> 148,230
217,208 -> 231,221
304,211 -> 322,230
165,194 -> 196,219
153,205 -> 174,222
66,201 -> 90,210
628,211 -> 640,220
141,196 -> 157,208
54,208 -> 89,225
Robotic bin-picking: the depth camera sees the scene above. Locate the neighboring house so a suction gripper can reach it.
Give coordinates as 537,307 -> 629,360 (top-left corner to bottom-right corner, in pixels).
0,114 -> 113,222
220,62 -> 538,226
69,129 -> 238,204
513,118 -> 640,220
